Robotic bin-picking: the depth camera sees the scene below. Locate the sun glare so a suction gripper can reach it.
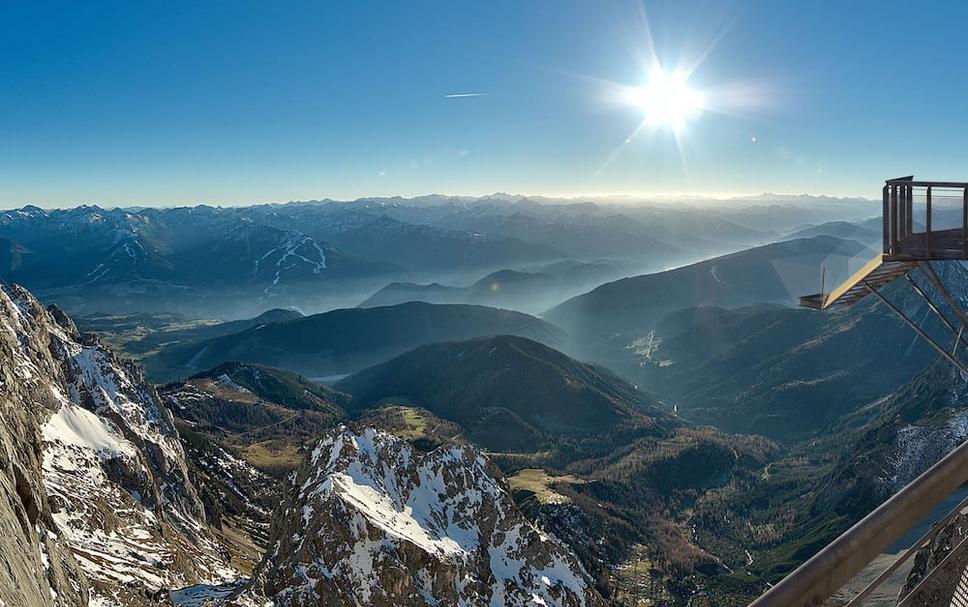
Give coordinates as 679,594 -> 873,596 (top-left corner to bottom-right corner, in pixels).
626,68 -> 705,132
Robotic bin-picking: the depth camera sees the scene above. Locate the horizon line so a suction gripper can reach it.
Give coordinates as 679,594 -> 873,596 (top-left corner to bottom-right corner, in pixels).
0,190 -> 879,211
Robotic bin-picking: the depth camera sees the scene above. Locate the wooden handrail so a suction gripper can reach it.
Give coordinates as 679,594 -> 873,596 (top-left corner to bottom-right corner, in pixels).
885,179 -> 968,188
749,437 -> 968,607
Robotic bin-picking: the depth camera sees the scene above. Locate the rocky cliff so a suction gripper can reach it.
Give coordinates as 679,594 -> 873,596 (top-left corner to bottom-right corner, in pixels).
247,426 -> 605,607
0,285 -> 88,607
0,283 -> 240,607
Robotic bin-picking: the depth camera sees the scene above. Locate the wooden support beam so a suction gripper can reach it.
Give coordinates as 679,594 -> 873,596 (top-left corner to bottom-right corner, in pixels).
885,179 -> 967,187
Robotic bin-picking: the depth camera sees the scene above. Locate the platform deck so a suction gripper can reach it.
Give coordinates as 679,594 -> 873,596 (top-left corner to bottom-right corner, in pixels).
799,254 -> 917,310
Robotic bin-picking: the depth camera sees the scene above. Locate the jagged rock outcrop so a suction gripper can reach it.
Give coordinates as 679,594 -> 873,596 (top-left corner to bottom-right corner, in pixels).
247,426 -> 605,607
897,512 -> 968,607
0,283 -> 240,607
0,285 -> 88,607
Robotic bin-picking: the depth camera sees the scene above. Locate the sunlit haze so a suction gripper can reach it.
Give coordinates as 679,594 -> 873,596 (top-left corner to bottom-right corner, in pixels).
2,1 -> 966,206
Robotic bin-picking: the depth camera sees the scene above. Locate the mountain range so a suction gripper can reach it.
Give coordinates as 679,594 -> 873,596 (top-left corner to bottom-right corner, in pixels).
0,194 -> 876,319
564,261 -> 968,441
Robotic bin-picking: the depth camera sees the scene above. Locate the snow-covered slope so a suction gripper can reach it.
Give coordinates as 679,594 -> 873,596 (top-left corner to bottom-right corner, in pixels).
0,283 -> 241,607
248,426 -> 604,607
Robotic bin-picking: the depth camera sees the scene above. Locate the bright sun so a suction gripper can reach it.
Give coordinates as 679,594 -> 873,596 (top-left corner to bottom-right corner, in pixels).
627,68 -> 705,132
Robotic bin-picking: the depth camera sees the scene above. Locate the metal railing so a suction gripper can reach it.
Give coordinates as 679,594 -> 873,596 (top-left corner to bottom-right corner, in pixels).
884,177 -> 968,260
749,438 -> 968,607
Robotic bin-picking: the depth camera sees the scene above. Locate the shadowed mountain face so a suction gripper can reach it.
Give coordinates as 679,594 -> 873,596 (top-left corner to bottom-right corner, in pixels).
694,357 -> 968,597
601,262 -> 968,441
177,361 -> 349,418
813,359 -> 968,528
143,301 -> 567,383
337,335 -> 678,458
544,236 -> 872,356
162,362 -> 349,476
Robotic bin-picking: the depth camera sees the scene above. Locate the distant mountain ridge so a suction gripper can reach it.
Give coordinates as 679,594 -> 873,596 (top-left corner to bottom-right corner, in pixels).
783,219 -> 880,243
0,203 -> 564,316
1,194 -> 878,318
0,205 -> 414,317
359,269 -> 562,312
142,301 -> 566,383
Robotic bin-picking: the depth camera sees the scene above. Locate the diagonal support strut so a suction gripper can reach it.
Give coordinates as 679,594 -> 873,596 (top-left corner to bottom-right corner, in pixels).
918,261 -> 968,332
904,273 -> 968,354
864,281 -> 968,375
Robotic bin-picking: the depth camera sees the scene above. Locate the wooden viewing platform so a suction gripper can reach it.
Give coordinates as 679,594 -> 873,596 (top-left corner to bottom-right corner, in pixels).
760,176 -> 968,607
801,176 -> 968,310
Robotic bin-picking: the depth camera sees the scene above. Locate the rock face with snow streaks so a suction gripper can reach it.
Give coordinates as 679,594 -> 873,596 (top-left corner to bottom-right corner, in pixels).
0,282 -> 239,607
0,284 -> 88,607
249,426 -> 604,607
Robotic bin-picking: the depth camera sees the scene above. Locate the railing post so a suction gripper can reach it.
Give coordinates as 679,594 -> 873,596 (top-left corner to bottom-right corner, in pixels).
902,185 -> 908,239
890,185 -> 898,253
926,185 -> 932,257
897,185 -> 904,243
883,185 -> 890,254
963,187 -> 967,258
906,184 -> 914,238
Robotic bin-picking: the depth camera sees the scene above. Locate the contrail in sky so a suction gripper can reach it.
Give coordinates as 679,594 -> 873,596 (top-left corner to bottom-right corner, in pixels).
443,92 -> 485,98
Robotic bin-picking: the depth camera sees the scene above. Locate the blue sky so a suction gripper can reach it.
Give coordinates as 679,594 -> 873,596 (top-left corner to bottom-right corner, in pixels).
2,1 -> 966,207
